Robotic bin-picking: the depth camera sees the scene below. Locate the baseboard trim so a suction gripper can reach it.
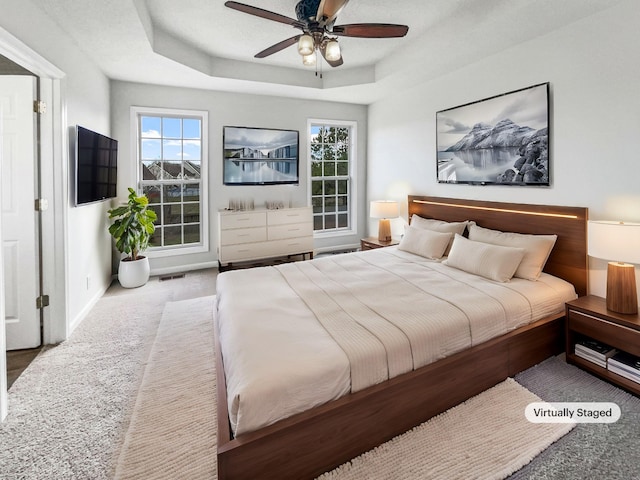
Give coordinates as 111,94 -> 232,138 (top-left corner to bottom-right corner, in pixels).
150,261 -> 219,277
68,282 -> 110,336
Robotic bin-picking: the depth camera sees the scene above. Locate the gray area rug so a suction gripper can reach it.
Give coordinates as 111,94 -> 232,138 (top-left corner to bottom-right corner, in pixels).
510,356 -> 640,480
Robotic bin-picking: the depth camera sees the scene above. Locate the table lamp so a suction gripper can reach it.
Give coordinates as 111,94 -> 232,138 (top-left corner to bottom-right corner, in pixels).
588,220 -> 640,314
370,200 -> 399,242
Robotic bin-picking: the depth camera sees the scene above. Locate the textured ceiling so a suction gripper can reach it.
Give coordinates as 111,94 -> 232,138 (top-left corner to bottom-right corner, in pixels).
28,0 -> 622,104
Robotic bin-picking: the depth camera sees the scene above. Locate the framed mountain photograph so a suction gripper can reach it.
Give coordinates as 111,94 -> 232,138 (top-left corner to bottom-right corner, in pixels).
436,83 -> 550,186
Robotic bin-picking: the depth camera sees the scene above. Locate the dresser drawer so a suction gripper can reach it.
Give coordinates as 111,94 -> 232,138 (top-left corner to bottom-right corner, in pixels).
268,207 -> 312,226
268,222 -> 313,241
220,227 -> 267,246
568,309 -> 640,357
269,237 -> 314,257
220,211 -> 266,229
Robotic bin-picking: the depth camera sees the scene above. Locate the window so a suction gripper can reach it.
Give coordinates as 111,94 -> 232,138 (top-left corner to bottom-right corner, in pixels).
309,120 -> 356,235
132,107 -> 208,255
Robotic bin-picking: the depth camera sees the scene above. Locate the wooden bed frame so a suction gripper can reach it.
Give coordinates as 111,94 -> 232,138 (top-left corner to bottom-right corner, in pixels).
216,196 -> 588,479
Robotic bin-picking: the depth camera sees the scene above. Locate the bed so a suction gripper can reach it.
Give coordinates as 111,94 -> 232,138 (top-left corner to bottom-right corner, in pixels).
215,195 -> 588,479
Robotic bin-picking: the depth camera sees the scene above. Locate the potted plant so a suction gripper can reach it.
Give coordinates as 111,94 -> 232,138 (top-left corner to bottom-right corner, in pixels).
108,187 -> 157,288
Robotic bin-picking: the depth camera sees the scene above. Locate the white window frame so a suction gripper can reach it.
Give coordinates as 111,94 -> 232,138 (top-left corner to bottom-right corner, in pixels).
307,119 -> 358,238
130,106 -> 209,258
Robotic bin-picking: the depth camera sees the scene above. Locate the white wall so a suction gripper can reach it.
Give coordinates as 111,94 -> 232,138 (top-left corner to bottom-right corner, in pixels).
0,0 -> 113,336
110,81 -> 368,273
367,0 -> 640,299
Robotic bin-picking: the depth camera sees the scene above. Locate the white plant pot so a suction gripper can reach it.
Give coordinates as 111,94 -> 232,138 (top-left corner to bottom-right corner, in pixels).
118,256 -> 150,288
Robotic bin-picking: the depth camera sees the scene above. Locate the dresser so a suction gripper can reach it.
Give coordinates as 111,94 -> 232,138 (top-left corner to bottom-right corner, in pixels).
217,207 -> 314,270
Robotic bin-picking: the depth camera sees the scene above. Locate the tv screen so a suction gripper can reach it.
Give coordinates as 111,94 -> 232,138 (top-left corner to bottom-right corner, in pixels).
223,126 -> 299,185
75,125 -> 118,205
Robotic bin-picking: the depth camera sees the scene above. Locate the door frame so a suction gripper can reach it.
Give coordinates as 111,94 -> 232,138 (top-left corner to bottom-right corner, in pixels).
0,26 -> 67,420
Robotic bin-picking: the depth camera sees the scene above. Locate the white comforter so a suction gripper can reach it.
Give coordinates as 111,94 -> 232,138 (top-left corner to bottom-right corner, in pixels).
216,247 -> 576,436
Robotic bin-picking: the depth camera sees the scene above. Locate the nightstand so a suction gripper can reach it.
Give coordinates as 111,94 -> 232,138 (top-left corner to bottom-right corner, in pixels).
360,237 -> 400,251
566,295 -> 640,396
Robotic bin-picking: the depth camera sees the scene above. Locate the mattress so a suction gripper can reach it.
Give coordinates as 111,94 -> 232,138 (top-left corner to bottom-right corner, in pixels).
216,247 -> 576,436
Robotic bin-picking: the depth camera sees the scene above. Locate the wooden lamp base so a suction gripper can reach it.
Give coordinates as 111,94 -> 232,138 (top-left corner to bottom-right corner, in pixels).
606,262 -> 638,314
378,218 -> 391,242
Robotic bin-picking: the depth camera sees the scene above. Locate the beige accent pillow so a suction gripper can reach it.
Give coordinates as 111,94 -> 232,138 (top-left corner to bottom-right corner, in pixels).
410,215 -> 468,254
467,224 -> 557,281
398,226 -> 453,260
444,234 -> 525,282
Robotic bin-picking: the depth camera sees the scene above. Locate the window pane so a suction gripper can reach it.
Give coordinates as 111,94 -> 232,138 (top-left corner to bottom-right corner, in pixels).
312,180 -> 323,196
141,139 -> 160,160
163,140 -> 182,161
163,184 -> 181,203
312,197 -> 323,213
337,179 -> 348,194
325,180 -> 336,196
183,118 -> 201,139
149,226 -> 162,247
324,197 -> 336,213
323,162 -> 335,176
143,185 -> 161,204
322,145 -> 334,161
183,183 -> 200,201
163,117 -> 181,138
183,203 -> 200,223
141,117 -> 161,138
183,161 -> 201,180
338,214 -> 348,228
324,214 -> 336,229
184,140 -> 201,162
164,226 -> 182,246
184,224 -> 200,244
142,161 -> 162,181
163,204 -> 182,224
313,215 -> 323,230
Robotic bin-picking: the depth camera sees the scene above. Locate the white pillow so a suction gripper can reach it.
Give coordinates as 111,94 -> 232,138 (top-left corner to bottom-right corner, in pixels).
444,234 -> 525,282
467,224 -> 557,281
410,215 -> 468,254
398,226 -> 453,260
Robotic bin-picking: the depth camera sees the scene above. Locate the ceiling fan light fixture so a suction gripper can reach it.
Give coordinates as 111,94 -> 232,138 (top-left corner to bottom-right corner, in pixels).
325,39 -> 341,61
297,34 -> 314,56
302,51 -> 317,66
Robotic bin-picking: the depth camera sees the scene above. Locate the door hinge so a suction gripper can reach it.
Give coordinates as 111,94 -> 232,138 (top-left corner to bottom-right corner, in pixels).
36,295 -> 50,309
33,100 -> 46,114
35,198 -> 49,211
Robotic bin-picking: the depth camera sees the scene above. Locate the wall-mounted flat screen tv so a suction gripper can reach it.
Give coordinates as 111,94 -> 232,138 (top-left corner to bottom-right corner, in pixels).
436,82 -> 550,186
74,125 -> 118,205
223,126 -> 299,185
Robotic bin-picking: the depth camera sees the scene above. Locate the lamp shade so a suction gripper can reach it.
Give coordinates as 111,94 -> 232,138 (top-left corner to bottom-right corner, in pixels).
297,34 -> 314,56
588,221 -> 640,264
302,51 -> 316,66
370,200 -> 399,219
325,40 -> 341,61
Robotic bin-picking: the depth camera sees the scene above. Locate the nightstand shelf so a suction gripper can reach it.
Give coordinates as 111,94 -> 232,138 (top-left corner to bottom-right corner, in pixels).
566,295 -> 640,396
360,237 -> 400,251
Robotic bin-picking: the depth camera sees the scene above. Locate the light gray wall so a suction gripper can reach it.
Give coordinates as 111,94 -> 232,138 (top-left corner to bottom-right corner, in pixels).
110,81 -> 368,273
0,0 -> 112,335
366,0 -> 640,299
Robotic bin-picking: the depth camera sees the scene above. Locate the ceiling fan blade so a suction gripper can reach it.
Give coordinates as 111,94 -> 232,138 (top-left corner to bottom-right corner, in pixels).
315,0 -> 350,26
333,23 -> 409,38
319,43 -> 344,68
225,1 -> 303,28
255,35 -> 301,58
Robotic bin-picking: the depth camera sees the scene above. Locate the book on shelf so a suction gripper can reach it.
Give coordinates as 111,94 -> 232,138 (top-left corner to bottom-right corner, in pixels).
574,349 -> 607,368
608,351 -> 640,376
574,338 -> 617,367
608,363 -> 640,384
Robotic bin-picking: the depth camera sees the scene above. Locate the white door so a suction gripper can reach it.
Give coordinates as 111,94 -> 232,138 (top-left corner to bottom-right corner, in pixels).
0,75 -> 39,350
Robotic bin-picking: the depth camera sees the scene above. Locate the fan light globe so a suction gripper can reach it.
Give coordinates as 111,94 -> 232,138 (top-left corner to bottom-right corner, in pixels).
325,40 -> 341,61
297,34 -> 314,56
302,51 -> 316,66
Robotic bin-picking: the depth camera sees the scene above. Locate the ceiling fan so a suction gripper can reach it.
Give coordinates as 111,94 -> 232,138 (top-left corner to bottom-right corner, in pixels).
224,0 -> 409,68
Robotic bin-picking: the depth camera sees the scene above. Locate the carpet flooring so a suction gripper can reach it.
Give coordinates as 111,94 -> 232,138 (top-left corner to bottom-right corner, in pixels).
1,269 -> 639,479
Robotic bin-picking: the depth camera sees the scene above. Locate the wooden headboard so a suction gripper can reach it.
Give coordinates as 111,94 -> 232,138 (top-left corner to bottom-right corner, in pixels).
408,195 -> 588,296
